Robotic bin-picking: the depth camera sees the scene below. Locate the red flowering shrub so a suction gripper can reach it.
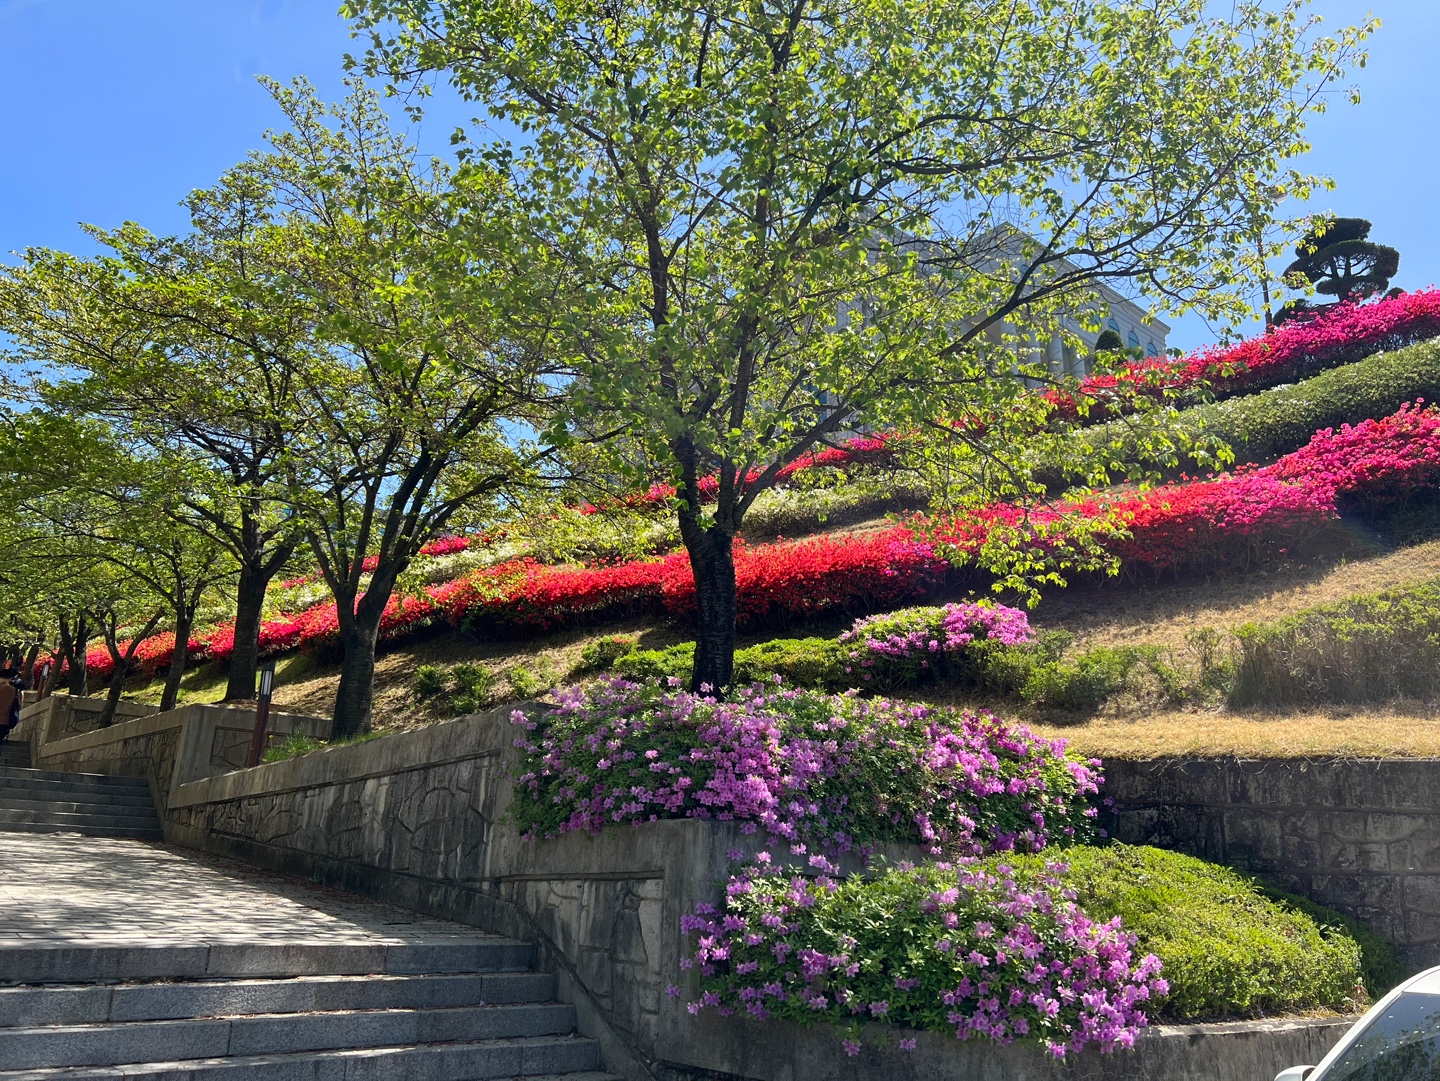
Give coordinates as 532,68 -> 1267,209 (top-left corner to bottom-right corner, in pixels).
929,402 -> 1440,575
584,434 -> 902,514
660,531 -> 948,626
1049,289 -> 1440,422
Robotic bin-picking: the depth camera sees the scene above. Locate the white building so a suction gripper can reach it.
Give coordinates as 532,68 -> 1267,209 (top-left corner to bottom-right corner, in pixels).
1027,281 -> 1170,378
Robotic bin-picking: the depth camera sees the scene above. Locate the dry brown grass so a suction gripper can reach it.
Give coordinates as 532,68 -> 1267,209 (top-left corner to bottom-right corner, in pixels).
1029,703 -> 1440,759
1029,539 -> 1440,653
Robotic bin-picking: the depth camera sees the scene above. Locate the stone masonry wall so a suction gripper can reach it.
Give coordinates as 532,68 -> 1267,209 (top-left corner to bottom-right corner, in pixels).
1105,757 -> 1440,969
147,711 -> 1363,1081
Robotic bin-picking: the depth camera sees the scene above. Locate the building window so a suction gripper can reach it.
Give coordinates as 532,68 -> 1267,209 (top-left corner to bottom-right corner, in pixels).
1126,330 -> 1140,349
1107,318 -> 1121,332
1145,341 -> 1158,357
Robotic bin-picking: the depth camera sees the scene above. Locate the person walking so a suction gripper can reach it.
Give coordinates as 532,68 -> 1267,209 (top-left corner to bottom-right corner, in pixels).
0,665 -> 23,746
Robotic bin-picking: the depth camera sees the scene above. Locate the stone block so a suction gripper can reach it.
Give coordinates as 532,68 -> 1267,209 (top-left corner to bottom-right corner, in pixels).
1319,839 -> 1390,874
1342,760 -> 1440,812
1230,759 -> 1343,809
1324,811 -> 1371,845
1223,811 -> 1285,867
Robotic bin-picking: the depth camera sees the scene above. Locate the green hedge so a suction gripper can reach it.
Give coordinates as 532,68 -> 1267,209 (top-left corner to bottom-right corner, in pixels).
607,620 -> 1186,711
1017,844 -> 1400,1019
1072,337 -> 1440,476
1229,577 -> 1440,706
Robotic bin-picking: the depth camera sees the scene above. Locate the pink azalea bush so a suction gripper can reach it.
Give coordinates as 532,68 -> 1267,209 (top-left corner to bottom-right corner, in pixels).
839,602 -> 1034,687
682,858 -> 1165,1057
511,679 -> 1101,857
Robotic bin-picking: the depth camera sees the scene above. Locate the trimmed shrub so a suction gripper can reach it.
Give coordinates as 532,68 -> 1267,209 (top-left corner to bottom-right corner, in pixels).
740,476 -> 929,538
605,621 -> 1186,713
1229,578 -> 1440,706
1027,845 -> 1387,1020
577,634 -> 640,672
511,679 -> 1102,855
1070,338 -> 1440,476
412,664 -> 448,698
506,662 -> 554,699
685,856 -> 1165,1057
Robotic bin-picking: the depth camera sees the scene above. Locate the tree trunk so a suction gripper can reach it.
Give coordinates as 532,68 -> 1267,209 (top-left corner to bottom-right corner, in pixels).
224,565 -> 271,701
159,607 -> 194,712
96,612 -> 163,729
97,662 -> 130,728
19,643 -> 39,690
331,619 -> 380,739
60,615 -> 90,697
684,526 -> 738,695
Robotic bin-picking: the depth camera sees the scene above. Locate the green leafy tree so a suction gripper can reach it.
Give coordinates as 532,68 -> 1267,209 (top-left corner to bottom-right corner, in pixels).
0,413 -> 238,713
242,80 -> 562,737
348,0 -> 1370,692
0,179 -> 315,702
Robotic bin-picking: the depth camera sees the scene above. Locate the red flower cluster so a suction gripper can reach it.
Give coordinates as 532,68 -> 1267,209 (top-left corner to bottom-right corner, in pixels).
659,530 -> 947,626
75,404 -> 1440,682
931,402 -> 1440,573
1049,288 -> 1440,421
580,434 -> 899,515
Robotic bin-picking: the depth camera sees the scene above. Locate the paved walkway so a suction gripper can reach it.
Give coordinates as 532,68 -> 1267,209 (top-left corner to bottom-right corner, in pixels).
0,833 -> 494,947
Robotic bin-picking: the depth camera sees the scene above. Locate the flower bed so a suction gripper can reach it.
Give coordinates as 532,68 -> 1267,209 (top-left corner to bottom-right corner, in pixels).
685,857 -> 1165,1056
929,401 -> 1440,574
80,403 -> 1440,683
510,678 -> 1386,1058
682,844 -> 1387,1056
1048,287 -> 1440,422
511,679 -> 1101,855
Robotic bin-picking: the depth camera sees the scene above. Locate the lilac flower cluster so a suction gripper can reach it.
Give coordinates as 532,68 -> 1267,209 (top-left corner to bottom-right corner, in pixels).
682,858 -> 1166,1058
837,602 -> 1034,687
511,678 -> 1102,856
844,602 -> 1036,657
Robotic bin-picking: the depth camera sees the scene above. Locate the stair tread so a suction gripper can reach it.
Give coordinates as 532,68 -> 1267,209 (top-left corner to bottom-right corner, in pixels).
0,799 -> 161,816
0,822 -> 162,838
0,807 -> 160,821
0,1033 -> 606,1079
0,1001 -> 575,1035
0,767 -> 149,786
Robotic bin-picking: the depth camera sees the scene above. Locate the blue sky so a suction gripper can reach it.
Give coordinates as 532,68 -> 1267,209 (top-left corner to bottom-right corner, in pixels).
0,0 -> 1430,352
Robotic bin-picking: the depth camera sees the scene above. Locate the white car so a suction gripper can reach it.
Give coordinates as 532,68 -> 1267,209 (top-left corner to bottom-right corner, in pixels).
1276,966 -> 1440,1080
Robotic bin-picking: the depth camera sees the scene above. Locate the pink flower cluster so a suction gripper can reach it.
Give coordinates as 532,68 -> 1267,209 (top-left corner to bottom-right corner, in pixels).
1049,288 -> 1440,421
682,858 -> 1165,1057
930,401 -> 1440,574
842,602 -> 1035,660
511,679 -> 1101,858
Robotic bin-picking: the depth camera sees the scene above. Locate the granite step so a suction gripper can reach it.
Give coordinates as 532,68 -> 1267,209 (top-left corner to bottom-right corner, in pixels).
0,1036 -> 613,1080
0,972 -> 558,1026
0,1002 -> 580,1069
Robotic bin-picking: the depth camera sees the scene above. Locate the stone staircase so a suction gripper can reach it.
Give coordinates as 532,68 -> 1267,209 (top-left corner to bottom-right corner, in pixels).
0,747 -> 164,840
0,940 -> 618,1080
0,738 -> 30,769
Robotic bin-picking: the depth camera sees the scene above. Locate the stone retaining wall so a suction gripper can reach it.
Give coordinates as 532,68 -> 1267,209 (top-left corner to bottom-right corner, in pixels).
148,707 -> 1355,1081
22,696 -> 330,816
1105,757 -> 1440,970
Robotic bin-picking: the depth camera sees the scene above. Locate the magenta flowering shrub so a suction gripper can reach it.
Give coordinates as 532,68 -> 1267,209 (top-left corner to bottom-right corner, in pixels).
511,679 -> 1101,856
839,602 -> 1034,687
682,857 -> 1166,1057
